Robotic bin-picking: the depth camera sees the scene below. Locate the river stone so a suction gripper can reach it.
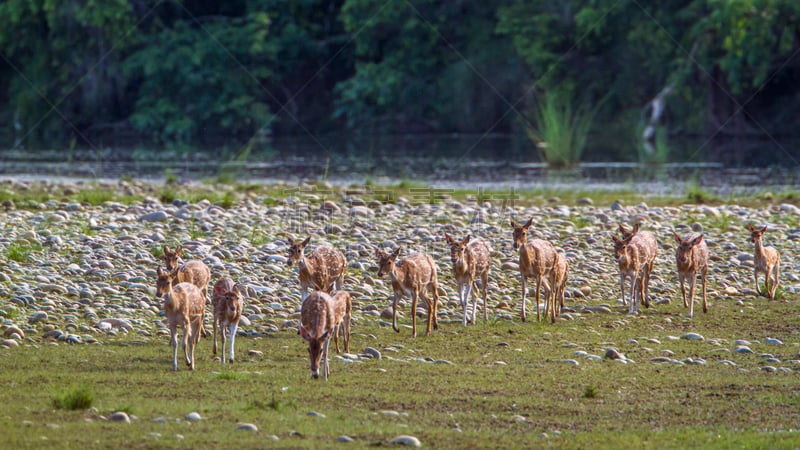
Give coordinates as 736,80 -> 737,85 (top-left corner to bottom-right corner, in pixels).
4,325 -> 24,339
733,346 -> 754,354
139,210 -> 169,222
109,412 -> 131,423
389,435 -> 422,447
29,311 -> 48,324
185,412 -> 202,421
236,423 -> 258,432
763,338 -> 784,345
337,435 -> 355,443
680,333 -> 705,341
363,347 -> 382,360
1,339 -> 19,348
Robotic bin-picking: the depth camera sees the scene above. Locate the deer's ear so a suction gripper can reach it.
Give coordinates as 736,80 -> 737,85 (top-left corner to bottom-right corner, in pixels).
374,247 -> 383,258
444,233 -> 453,244
299,324 -> 311,340
691,234 -> 704,246
392,247 -> 401,259
175,245 -> 183,255
462,235 -> 471,245
672,231 -> 682,244
632,223 -> 640,233
301,237 -> 311,247
523,218 -> 533,229
287,236 -> 295,245
510,219 -> 516,228
231,285 -> 240,296
157,266 -> 164,276
761,225 -> 768,233
163,245 -> 170,254
617,223 -> 629,234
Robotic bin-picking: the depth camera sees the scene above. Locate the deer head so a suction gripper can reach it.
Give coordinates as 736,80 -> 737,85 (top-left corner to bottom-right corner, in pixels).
163,245 -> 183,271
444,233 -> 470,265
511,218 -> 533,251
299,324 -> 330,379
155,266 -> 177,299
375,247 -> 401,277
286,236 -> 311,267
673,231 -> 704,267
747,224 -> 768,244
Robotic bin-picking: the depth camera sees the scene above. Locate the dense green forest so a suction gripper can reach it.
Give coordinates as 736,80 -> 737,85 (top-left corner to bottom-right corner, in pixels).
0,0 -> 798,164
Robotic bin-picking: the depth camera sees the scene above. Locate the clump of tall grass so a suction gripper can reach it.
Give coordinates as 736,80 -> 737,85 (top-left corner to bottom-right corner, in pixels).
53,385 -> 93,410
525,89 -> 601,169
7,240 -> 42,263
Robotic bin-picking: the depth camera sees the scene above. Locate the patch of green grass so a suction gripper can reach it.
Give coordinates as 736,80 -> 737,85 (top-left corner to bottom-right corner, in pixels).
214,371 -> 246,381
75,186 -> 115,205
188,217 -> 201,240
164,168 -> 178,185
686,179 -> 717,204
52,385 -> 93,410
157,186 -> 177,205
149,244 -> 164,259
6,240 -> 42,263
583,385 -> 599,399
707,213 -> 733,232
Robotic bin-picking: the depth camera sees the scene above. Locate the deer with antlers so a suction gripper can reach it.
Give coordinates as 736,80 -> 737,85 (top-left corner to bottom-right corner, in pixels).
299,291 -> 336,380
611,223 -> 658,314
747,224 -> 780,300
444,233 -> 492,326
286,236 -> 347,302
375,247 -> 440,337
211,277 -> 243,364
672,231 -> 709,318
511,218 -> 558,322
155,267 -> 205,371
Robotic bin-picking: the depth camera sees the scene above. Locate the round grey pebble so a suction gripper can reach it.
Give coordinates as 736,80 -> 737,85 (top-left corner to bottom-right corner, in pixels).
337,435 -> 355,443
363,347 -> 382,360
389,435 -> 422,447
185,412 -> 202,421
307,411 -> 326,418
108,412 -> 131,423
236,423 -> 258,432
680,333 -> 705,341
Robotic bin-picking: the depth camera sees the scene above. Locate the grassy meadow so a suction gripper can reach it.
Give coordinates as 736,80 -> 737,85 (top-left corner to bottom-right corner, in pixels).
1,178 -> 800,449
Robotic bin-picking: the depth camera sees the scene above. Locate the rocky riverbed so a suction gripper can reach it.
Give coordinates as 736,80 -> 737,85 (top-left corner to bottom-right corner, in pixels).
1,178 -> 799,351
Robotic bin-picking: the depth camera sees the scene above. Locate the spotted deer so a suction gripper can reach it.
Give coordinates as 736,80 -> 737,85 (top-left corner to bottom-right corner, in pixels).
747,225 -> 780,300
545,251 -> 569,323
672,231 -> 709,318
286,236 -> 347,302
612,223 -> 658,314
211,277 -> 243,364
330,290 -> 352,353
511,218 -> 558,322
444,233 -> 492,326
155,267 -> 205,371
375,247 -> 440,337
163,245 -> 211,335
299,291 -> 336,380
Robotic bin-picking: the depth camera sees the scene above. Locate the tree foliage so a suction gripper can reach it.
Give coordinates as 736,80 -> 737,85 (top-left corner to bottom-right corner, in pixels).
0,0 -> 797,163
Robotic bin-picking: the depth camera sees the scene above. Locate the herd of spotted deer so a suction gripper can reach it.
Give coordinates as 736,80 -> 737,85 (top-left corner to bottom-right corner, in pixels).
153,219 -> 781,380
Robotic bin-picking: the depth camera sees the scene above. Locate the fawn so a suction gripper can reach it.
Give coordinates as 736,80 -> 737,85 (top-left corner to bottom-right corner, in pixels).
155,267 -> 205,371
163,245 -> 211,335
286,236 -> 347,302
545,251 -> 569,323
211,277 -> 243,364
611,223 -> 658,314
444,233 -> 492,326
299,291 -> 336,380
747,225 -> 780,300
672,231 -> 709,318
330,290 -> 352,353
375,247 -> 440,337
511,218 -> 558,322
